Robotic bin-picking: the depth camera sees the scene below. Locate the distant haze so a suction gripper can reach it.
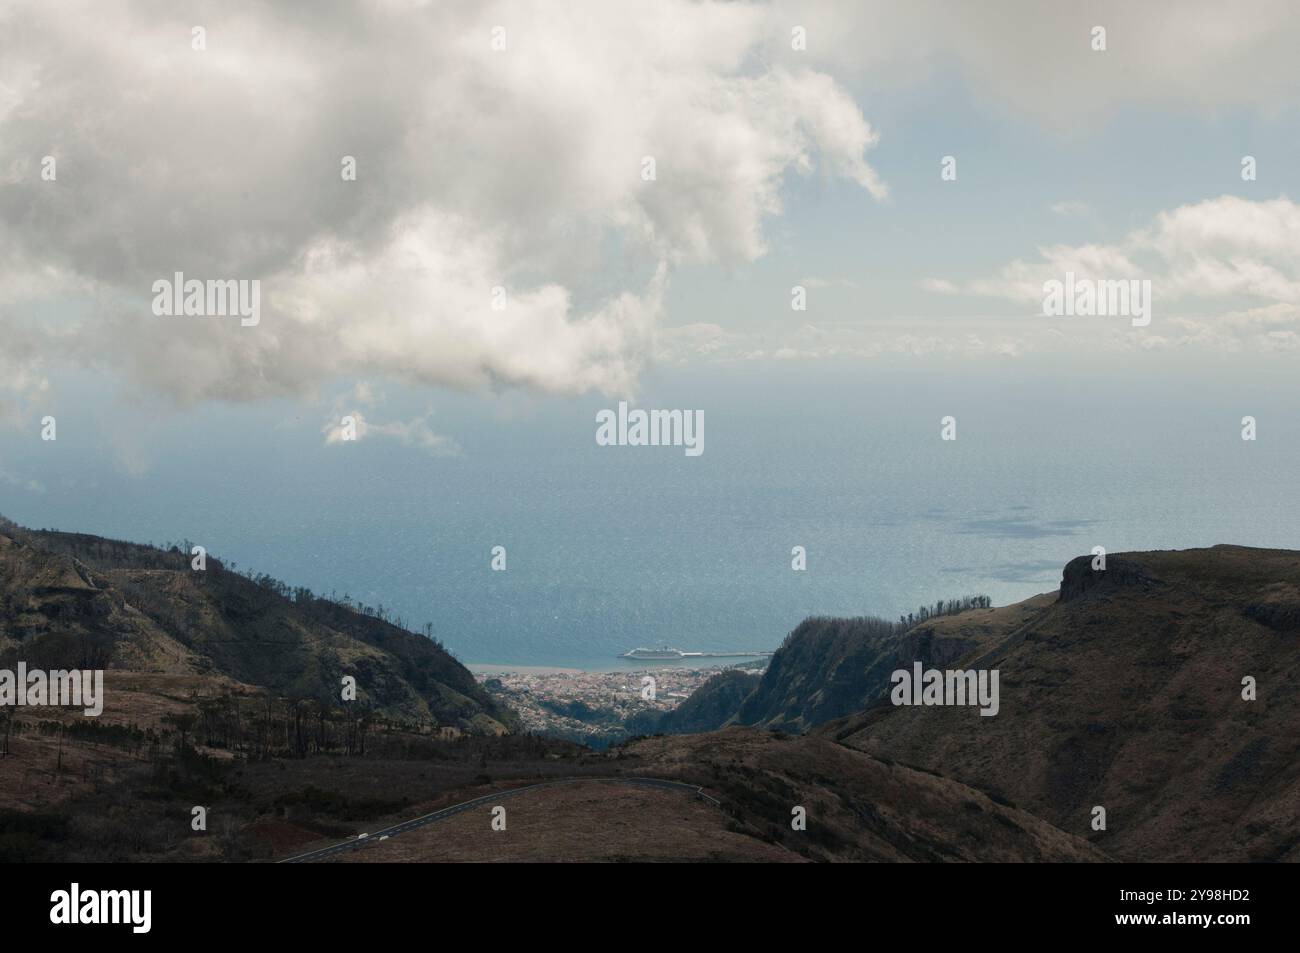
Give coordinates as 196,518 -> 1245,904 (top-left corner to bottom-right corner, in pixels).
5,357 -> 1297,668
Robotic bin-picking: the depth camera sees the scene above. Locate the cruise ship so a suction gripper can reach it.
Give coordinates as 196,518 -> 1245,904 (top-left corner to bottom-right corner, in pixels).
619,645 -> 772,660
621,645 -> 689,660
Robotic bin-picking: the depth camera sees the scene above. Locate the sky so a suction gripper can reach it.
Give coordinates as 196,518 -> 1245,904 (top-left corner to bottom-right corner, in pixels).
2,1 -> 1299,658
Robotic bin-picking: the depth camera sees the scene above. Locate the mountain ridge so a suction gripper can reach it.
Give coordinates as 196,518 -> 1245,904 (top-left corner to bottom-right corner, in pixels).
621,544 -> 1299,861
0,517 -> 512,733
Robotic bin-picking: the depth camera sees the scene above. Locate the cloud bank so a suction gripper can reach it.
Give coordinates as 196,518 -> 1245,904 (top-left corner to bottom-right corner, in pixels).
777,0 -> 1300,128
0,0 -> 886,417
927,195 -> 1300,352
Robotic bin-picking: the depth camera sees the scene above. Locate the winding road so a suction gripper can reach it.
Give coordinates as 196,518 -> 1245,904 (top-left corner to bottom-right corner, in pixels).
279,776 -> 720,863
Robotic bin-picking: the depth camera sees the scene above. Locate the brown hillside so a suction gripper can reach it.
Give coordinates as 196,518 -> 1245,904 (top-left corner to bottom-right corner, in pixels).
0,519 -> 511,732
615,728 -> 1110,862
832,546 -> 1300,862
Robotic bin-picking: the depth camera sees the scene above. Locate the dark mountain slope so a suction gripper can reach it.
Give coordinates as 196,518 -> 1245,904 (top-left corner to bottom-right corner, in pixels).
626,667 -> 761,735
328,728 -> 1111,863
732,597 -> 1045,731
830,545 -> 1300,862
0,518 -> 512,732
617,728 -> 1111,862
637,595 -> 1042,736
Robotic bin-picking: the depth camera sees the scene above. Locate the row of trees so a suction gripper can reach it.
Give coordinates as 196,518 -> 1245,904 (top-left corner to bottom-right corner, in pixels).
897,594 -> 992,629
185,694 -> 393,759
25,524 -> 450,652
173,545 -> 451,652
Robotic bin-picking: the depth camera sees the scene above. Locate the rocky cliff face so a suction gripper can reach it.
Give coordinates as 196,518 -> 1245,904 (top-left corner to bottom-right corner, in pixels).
1058,552 -> 1164,602
833,545 -> 1300,862
628,544 -> 1300,861
639,596 -> 1047,734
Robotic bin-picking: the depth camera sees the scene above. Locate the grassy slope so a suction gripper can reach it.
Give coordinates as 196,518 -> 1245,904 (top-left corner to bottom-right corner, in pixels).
831,546 -> 1300,862
0,520 -> 512,731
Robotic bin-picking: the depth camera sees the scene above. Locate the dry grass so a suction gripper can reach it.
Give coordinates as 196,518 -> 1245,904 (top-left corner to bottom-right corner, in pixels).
329,781 -> 804,863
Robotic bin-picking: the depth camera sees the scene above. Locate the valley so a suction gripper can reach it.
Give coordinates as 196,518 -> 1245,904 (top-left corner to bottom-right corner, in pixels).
1,516 -> 1295,863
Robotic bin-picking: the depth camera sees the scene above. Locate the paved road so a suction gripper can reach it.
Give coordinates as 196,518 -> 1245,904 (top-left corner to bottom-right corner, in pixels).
279,776 -> 720,863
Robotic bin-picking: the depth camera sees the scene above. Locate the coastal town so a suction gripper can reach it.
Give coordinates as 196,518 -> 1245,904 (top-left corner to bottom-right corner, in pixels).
474,664 -> 763,746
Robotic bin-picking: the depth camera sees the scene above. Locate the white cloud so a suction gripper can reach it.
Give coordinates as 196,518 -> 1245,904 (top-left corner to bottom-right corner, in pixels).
651,316 -> 1041,364
655,322 -> 735,362
927,195 -> 1300,349
1049,201 -> 1090,217
774,0 -> 1300,129
322,408 -> 460,456
932,195 -> 1300,304
800,276 -> 859,289
0,0 -> 887,414
0,464 -> 44,494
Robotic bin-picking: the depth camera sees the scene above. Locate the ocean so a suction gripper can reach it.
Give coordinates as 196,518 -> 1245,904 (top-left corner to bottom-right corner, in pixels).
6,355 -> 1299,669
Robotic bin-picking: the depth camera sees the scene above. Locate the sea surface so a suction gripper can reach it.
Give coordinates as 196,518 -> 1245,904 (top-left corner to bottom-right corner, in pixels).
6,356 -> 1299,669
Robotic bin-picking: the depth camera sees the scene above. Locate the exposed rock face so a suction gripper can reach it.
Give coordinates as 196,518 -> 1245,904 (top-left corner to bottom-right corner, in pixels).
833,545 -> 1300,862
1058,553 -> 1164,602
631,545 -> 1299,861
641,597 -> 1047,734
